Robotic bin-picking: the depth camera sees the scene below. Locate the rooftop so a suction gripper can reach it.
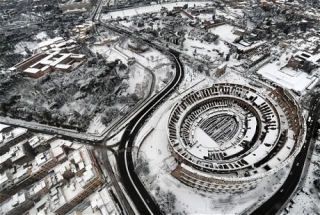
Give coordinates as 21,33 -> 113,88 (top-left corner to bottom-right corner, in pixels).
0,191 -> 30,215
0,128 -> 28,146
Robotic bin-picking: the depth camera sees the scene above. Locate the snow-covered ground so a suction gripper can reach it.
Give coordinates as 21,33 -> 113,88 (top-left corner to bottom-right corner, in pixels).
136,96 -> 290,214
182,34 -> 230,59
209,24 -> 240,43
13,41 -> 38,55
256,33 -> 320,93
85,40 -> 156,135
257,61 -> 315,92
133,68 -> 291,214
86,114 -> 107,135
116,40 -> 175,93
34,31 -> 50,41
13,31 -> 50,56
117,40 -> 171,68
279,141 -> 320,214
89,41 -> 153,97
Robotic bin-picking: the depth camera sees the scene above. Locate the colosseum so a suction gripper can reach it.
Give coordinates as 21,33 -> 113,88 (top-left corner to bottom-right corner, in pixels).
167,83 -> 306,193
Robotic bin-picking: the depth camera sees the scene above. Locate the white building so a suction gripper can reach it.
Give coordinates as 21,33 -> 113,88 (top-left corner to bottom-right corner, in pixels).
59,0 -> 92,13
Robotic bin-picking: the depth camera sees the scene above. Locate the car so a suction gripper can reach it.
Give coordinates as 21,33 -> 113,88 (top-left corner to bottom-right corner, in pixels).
308,116 -> 312,122
296,163 -> 300,166
280,189 -> 284,193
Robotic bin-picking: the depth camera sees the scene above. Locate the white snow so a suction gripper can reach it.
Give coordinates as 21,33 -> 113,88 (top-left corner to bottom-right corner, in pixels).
209,24 -> 240,43
86,114 -> 107,135
101,2 -> 213,20
136,96 -> 291,214
279,140 -> 320,214
194,127 -> 219,148
257,62 -> 315,92
13,41 -> 38,55
34,31 -> 49,41
133,65 -> 291,214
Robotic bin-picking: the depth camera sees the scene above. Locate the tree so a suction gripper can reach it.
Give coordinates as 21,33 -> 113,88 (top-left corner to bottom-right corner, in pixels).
214,37 -> 220,45
302,61 -> 316,74
97,59 -> 106,67
226,53 -> 230,61
103,94 -> 116,106
128,93 -> 140,104
101,108 -> 119,126
197,64 -> 204,73
159,191 -> 177,214
118,95 -> 128,104
119,63 -> 127,71
314,179 -> 320,191
120,82 -> 129,92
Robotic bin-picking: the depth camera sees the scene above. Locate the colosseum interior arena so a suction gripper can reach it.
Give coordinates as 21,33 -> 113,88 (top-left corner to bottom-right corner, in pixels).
167,83 -> 306,193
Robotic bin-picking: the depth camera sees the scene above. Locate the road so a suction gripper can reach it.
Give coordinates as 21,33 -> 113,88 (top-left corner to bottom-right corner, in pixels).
95,146 -> 135,215
117,50 -> 184,214
251,94 -> 320,215
94,8 -> 181,214
96,18 -> 320,215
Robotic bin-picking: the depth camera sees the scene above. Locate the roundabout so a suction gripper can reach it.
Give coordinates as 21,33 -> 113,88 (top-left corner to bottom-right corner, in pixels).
167,83 -> 306,193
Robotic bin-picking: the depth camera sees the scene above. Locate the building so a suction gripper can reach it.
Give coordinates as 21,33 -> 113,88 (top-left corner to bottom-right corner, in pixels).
27,174 -> 58,201
0,127 -> 31,156
28,135 -> 56,154
0,153 -> 12,174
7,141 -> 34,166
69,187 -> 121,215
73,22 -> 96,42
159,29 -> 185,45
29,148 -> 66,180
215,63 -> 227,78
102,0 -> 115,10
175,8 -> 194,20
9,37 -> 85,79
38,37 -> 78,53
0,165 -> 36,199
25,146 -> 104,215
0,172 -> 12,203
94,36 -> 119,46
59,0 -> 92,13
294,51 -> 320,65
0,140 -> 34,174
168,83 -> 305,193
0,191 -> 33,215
0,144 -> 67,201
10,51 -> 86,78
52,147 -> 103,215
128,41 -> 150,53
88,187 -> 121,215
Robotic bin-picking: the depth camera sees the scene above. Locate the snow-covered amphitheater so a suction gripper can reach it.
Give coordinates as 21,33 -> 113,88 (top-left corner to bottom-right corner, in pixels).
167,83 -> 306,193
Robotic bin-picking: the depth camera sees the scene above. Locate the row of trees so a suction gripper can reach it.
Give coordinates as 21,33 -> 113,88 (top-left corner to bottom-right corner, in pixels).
314,143 -> 320,191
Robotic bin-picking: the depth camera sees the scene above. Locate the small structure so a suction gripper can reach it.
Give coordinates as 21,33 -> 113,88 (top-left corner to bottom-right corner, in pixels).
128,41 -> 149,53
73,22 -> 96,42
59,0 -> 92,13
94,36 -> 119,46
159,29 -> 185,45
215,63 -> 227,78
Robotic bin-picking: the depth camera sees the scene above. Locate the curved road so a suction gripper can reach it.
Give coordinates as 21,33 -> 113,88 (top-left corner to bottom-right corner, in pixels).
117,50 -> 184,214
251,94 -> 320,215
